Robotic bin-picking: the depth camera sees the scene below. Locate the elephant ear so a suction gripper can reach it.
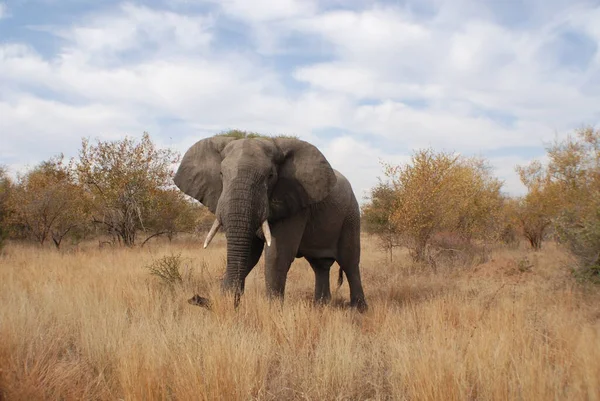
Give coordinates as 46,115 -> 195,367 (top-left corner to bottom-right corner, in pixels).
173,136 -> 235,214
269,138 -> 337,220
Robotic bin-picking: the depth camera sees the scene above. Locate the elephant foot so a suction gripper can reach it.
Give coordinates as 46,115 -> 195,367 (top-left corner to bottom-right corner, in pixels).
313,296 -> 331,309
351,298 -> 368,313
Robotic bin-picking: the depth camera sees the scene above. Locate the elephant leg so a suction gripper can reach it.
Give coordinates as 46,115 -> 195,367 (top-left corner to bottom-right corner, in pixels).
306,257 -> 334,304
263,211 -> 308,300
337,219 -> 368,312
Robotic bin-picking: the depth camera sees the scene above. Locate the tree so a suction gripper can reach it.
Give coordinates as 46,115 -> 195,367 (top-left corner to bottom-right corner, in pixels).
76,132 -> 180,246
141,189 -> 209,245
515,126 -> 600,267
448,157 -> 504,243
384,150 -> 456,261
515,159 -> 562,250
361,181 -> 401,262
378,149 -> 504,262
8,155 -> 90,248
497,197 -> 521,247
546,127 -> 600,275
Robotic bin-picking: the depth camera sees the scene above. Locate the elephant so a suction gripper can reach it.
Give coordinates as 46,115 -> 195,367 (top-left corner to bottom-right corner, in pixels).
173,135 -> 368,312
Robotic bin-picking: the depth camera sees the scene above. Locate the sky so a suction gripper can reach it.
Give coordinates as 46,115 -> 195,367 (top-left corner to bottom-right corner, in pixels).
1,0 -> 599,203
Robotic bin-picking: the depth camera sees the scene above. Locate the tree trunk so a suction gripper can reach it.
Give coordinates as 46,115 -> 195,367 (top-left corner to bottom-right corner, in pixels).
51,225 -> 75,249
525,229 -> 543,250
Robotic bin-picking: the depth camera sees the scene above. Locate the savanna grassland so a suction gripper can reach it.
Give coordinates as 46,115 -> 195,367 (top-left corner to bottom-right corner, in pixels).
1,235 -> 599,401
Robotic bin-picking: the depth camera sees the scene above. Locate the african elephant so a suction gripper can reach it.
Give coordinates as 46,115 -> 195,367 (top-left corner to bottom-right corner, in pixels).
174,136 -> 367,311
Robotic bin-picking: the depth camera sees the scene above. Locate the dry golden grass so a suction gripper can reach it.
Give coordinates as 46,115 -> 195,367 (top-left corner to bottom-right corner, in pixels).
1,235 -> 599,400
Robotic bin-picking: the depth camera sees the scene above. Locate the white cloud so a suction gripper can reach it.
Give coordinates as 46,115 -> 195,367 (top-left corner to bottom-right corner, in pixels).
1,0 -> 599,202
352,100 -> 557,151
320,136 -> 411,202
0,94 -> 146,169
295,7 -> 599,123
292,6 -> 598,158
0,4 -> 352,181
487,156 -> 530,196
0,3 -> 6,19
57,3 -> 214,64
218,0 -> 317,22
294,8 -> 430,58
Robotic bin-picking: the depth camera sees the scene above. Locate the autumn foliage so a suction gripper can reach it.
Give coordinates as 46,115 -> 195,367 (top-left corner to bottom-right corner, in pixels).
515,126 -> 600,277
361,182 -> 400,261
363,125 -> 600,283
8,155 -> 90,248
1,133 -> 211,248
363,149 -> 504,264
514,161 -> 561,250
77,132 -> 183,246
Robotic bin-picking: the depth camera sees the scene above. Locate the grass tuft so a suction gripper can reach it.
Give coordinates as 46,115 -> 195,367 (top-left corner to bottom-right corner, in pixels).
145,253 -> 185,287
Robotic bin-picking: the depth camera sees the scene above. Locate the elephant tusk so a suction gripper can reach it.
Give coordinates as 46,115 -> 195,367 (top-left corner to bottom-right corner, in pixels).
262,220 -> 272,247
203,219 -> 221,249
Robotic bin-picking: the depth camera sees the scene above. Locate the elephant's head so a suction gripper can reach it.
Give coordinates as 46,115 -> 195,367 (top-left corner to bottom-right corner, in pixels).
173,136 -> 337,297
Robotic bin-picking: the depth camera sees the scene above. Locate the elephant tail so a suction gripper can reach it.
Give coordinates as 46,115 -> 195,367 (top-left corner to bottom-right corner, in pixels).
337,267 -> 344,288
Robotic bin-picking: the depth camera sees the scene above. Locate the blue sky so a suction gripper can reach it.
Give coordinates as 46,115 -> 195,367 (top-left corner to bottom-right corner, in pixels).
1,0 -> 599,201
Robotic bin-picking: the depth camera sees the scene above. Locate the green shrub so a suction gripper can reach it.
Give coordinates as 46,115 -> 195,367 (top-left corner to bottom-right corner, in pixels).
214,129 -> 297,140
0,166 -> 12,251
555,208 -> 600,283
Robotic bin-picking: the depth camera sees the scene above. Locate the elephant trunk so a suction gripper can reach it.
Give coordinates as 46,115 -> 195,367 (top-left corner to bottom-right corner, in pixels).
223,227 -> 253,303
221,185 -> 264,305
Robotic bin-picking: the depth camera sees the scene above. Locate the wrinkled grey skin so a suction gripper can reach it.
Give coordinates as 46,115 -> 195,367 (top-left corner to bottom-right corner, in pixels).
174,137 -> 367,311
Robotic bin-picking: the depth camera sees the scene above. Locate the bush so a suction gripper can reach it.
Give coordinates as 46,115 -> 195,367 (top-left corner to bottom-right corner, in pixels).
215,129 -> 298,140
368,149 -> 503,264
555,207 -> 600,283
427,231 -> 491,271
0,166 -> 11,251
361,181 -> 402,262
8,155 -> 91,248
145,254 -> 186,288
518,126 -> 600,279
514,161 -> 561,250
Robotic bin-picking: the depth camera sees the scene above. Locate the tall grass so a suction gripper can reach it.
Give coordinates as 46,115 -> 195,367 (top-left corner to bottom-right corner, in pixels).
0,235 -> 598,400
